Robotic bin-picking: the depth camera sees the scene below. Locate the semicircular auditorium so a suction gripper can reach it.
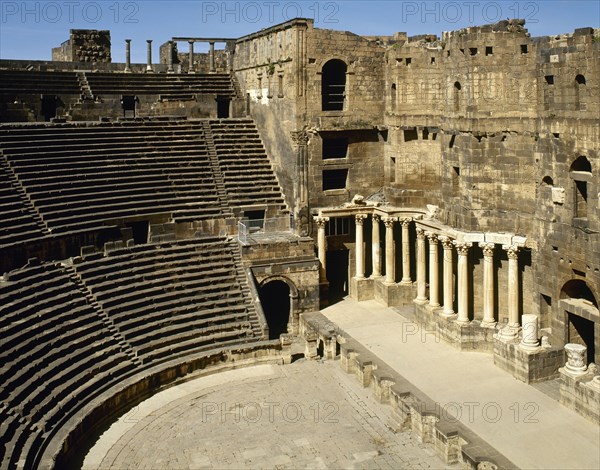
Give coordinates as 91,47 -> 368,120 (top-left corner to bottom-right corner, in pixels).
0,18 -> 598,470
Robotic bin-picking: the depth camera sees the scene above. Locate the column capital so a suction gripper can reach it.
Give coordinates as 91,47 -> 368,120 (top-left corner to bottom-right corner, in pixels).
290,130 -> 309,147
372,213 -> 381,223
382,216 -> 398,228
479,242 -> 495,257
125,38 -> 132,43
313,216 -> 329,228
188,39 -> 194,44
147,39 -> 153,44
400,217 -> 412,227
355,213 -> 368,225
503,244 -> 519,259
416,228 -> 426,239
439,236 -> 454,250
454,241 -> 472,255
425,232 -> 439,243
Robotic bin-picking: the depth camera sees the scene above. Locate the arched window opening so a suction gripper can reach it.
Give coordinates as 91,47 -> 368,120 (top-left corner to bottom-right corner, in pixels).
575,74 -> 586,85
541,176 -> 554,186
453,81 -> 461,111
322,59 -> 347,111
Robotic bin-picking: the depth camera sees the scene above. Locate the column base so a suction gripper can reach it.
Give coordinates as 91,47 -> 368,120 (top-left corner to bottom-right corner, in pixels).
400,279 -> 412,285
414,297 -> 428,305
439,311 -> 457,320
454,319 -> 471,327
496,325 -> 520,342
124,68 -> 132,73
519,340 -> 541,352
480,320 -> 497,329
146,67 -> 154,73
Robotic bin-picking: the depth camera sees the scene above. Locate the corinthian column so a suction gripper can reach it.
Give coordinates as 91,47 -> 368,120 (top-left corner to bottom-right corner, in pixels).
188,40 -> 195,73
440,236 -> 455,317
415,229 -> 427,302
400,218 -> 412,284
479,242 -> 496,326
314,217 -> 329,282
455,242 -> 472,324
124,39 -> 132,72
382,217 -> 397,284
354,214 -> 367,279
371,214 -> 382,278
427,232 -> 440,307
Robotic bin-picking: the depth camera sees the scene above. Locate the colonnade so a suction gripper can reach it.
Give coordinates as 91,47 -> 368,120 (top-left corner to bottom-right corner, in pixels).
314,213 -> 524,335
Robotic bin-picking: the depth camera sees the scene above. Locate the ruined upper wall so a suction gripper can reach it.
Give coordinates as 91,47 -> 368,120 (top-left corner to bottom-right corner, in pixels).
52,29 -> 111,63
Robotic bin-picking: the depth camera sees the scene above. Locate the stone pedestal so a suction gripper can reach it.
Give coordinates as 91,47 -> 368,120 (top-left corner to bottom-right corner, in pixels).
351,276 -> 374,302
494,338 -> 564,383
559,367 -> 600,424
375,277 -> 416,307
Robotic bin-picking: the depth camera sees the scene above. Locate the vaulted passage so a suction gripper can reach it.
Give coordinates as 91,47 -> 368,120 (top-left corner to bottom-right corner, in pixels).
259,280 -> 290,339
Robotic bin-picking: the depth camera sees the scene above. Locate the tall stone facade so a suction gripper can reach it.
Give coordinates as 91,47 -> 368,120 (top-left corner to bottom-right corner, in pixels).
233,19 -> 599,374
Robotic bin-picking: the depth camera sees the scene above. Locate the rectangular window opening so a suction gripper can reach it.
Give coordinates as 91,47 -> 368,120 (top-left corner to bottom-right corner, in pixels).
545,75 -> 554,85
422,128 -> 430,140
449,134 -> 456,148
431,57 -> 436,64
323,169 -> 348,191
485,46 -> 493,56
521,44 -> 528,54
322,137 -> 349,160
404,128 -> 418,142
406,58 -> 412,66
326,217 -> 351,237
469,47 -> 478,56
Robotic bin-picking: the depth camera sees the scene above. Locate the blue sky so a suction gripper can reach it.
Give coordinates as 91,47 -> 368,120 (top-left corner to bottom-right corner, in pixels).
1,1 -> 599,62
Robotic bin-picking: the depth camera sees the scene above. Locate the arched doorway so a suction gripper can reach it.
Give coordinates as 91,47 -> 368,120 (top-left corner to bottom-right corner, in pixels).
321,59 -> 347,111
560,279 -> 598,364
259,280 -> 291,339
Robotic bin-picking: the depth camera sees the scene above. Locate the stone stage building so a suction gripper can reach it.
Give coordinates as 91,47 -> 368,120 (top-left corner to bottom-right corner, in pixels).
0,17 -> 598,469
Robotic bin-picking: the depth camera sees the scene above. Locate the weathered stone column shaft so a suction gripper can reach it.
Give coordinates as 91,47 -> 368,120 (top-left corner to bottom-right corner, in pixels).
188,40 -> 195,73
124,39 -> 132,72
371,214 -> 381,278
440,237 -> 455,316
314,217 -> 329,283
146,40 -> 153,72
480,243 -> 496,325
455,242 -> 471,323
401,218 -> 412,284
355,214 -> 367,279
427,233 -> 440,307
382,217 -> 397,285
416,229 -> 427,301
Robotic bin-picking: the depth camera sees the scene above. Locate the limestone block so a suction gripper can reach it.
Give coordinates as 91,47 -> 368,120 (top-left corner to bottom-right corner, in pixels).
551,187 -> 565,204
484,233 -> 513,244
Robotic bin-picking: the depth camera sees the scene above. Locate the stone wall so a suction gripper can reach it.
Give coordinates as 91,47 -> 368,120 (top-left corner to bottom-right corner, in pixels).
52,29 -> 111,63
